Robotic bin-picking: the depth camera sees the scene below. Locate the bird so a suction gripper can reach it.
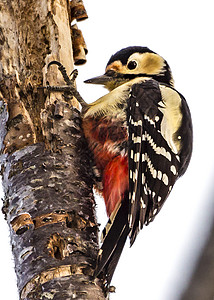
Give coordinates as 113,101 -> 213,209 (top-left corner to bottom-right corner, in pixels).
81,46 -> 193,288
50,46 -> 193,289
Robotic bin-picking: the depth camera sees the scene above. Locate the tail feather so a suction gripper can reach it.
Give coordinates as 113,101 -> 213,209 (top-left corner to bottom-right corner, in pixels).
101,224 -> 129,286
94,196 -> 130,287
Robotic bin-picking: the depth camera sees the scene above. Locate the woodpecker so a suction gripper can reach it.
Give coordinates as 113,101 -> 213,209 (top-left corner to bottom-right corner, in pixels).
46,46 -> 193,289
81,46 -> 193,287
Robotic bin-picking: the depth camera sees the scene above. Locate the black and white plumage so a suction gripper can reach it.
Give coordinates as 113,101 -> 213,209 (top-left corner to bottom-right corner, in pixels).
83,46 -> 193,289
127,79 -> 192,245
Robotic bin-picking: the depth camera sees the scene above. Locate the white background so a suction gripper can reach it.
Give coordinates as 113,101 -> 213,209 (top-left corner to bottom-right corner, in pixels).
1,1 -> 214,299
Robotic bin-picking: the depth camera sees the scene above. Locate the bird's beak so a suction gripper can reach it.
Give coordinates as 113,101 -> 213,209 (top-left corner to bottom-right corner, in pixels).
84,73 -> 114,85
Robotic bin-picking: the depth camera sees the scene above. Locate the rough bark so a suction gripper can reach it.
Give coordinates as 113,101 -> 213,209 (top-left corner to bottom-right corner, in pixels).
0,0 -> 105,299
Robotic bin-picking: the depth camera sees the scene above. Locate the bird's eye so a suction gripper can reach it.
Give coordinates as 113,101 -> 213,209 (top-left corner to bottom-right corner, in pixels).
127,60 -> 138,70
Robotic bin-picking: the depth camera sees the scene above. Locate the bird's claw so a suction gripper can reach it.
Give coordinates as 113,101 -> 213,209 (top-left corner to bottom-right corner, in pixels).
39,61 -> 88,110
70,69 -> 78,83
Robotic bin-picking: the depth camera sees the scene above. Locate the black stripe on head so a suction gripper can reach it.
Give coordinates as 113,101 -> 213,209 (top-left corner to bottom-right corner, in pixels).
107,46 -> 156,66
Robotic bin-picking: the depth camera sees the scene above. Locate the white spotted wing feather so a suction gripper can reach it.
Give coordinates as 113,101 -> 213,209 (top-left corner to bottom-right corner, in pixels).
127,80 -> 182,245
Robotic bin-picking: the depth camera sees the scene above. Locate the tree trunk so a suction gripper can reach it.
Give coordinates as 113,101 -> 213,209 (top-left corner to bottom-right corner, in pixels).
179,215 -> 214,300
0,0 -> 105,299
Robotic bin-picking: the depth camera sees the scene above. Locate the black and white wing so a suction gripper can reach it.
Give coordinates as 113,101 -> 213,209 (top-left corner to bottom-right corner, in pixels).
127,79 -> 192,245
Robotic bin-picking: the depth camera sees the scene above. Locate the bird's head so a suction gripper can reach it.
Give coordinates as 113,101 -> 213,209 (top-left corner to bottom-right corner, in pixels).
84,46 -> 174,91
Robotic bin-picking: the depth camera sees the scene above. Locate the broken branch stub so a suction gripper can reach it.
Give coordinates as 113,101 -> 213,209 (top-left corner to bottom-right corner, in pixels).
71,24 -> 88,65
69,0 -> 88,23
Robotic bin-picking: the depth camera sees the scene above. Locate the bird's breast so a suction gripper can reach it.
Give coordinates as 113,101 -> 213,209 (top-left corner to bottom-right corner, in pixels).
82,112 -> 129,216
82,113 -> 128,171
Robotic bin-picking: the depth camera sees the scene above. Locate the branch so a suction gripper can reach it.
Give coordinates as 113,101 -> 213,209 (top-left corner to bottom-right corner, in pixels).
179,215 -> 214,300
